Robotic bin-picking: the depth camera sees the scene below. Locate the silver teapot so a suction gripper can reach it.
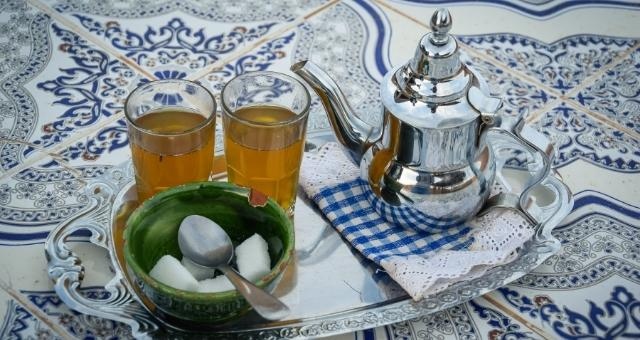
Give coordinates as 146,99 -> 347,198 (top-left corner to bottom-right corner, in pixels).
291,8 -> 553,225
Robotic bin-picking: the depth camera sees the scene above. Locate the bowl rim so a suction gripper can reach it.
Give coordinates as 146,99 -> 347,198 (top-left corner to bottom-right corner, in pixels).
123,181 -> 294,303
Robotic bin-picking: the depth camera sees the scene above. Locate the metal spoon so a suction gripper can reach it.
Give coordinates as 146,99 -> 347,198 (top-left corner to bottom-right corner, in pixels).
177,215 -> 290,320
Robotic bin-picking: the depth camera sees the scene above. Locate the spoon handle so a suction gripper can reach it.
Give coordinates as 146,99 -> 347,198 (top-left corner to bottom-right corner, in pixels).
218,264 -> 290,320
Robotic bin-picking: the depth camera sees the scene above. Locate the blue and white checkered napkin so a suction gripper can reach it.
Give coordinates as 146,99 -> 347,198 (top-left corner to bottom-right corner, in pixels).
299,143 -> 534,300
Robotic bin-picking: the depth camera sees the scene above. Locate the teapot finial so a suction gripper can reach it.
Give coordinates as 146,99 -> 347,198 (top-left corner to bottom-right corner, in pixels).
429,8 -> 451,45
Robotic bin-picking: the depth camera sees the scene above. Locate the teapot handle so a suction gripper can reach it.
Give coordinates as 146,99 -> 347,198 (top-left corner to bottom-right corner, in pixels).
482,115 -> 555,225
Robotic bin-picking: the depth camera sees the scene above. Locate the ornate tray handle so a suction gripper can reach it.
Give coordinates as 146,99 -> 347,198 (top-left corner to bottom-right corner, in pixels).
44,170 -> 159,339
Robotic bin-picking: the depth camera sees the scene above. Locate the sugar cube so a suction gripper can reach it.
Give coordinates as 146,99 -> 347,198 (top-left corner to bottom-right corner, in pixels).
236,233 -> 271,282
149,255 -> 198,291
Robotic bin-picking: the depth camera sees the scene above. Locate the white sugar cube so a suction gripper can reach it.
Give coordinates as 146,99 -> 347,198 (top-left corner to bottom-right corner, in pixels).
181,257 -> 217,281
149,255 -> 198,291
236,234 -> 271,282
197,275 -> 234,293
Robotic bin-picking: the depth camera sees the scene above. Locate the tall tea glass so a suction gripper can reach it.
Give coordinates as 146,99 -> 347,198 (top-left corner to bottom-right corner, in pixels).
125,79 -> 216,202
221,71 -> 310,215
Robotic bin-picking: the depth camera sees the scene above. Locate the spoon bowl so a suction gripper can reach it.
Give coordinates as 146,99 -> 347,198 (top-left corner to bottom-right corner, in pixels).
178,214 -> 290,320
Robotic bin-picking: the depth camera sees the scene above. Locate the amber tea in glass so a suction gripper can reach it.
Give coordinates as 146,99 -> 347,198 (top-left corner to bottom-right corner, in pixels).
125,80 -> 216,202
222,72 -> 310,215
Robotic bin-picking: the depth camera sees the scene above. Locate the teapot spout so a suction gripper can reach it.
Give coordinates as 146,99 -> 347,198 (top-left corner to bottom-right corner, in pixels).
291,60 -> 379,164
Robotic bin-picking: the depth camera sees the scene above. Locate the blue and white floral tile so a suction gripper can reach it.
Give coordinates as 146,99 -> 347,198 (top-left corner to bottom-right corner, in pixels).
456,34 -> 637,95
0,1 -> 54,174
42,117 -> 131,168
466,299 -> 545,339
2,287 -> 131,339
0,0 -> 148,173
382,301 -> 538,339
572,45 -> 640,136
483,190 -> 640,339
0,288 -> 61,340
0,156 -> 116,249
40,0 -> 332,81
525,102 -> 640,173
461,54 -> 557,119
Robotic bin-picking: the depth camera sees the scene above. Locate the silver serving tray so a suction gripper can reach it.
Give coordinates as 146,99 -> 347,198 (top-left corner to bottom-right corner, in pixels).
45,133 -> 573,339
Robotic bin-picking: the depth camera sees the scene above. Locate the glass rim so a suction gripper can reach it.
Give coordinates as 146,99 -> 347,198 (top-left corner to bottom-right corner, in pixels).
124,79 -> 217,136
220,71 -> 311,128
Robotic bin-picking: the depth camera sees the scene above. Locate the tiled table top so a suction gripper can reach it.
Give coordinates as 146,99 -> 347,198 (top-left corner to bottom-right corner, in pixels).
1,0 -> 639,339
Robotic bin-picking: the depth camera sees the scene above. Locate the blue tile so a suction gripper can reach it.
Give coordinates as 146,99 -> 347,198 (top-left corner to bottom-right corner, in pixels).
0,289 -> 131,339
0,2 -> 148,172
43,0 -> 331,79
573,46 -> 640,135
459,34 -> 637,94
463,54 -> 557,118
0,2 -> 52,173
527,103 -> 640,172
487,190 -> 640,338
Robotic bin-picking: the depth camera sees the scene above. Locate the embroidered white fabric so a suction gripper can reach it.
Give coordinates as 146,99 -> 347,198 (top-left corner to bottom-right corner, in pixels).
300,143 -> 535,301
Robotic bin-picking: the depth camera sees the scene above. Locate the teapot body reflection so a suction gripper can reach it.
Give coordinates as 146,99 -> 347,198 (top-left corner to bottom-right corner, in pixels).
292,8 -> 549,224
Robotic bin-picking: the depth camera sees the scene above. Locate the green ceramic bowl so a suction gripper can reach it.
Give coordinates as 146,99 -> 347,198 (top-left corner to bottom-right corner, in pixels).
123,181 -> 294,323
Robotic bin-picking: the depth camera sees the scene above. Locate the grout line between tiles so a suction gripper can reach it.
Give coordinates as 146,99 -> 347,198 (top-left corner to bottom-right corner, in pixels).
459,43 -> 563,98
524,96 -> 563,124
47,111 -> 126,154
564,40 -> 640,100
26,0 -> 157,81
188,0 -> 341,82
374,0 -> 424,27
0,112 -> 125,181
564,100 -> 640,139
481,294 -> 556,339
0,275 -> 75,340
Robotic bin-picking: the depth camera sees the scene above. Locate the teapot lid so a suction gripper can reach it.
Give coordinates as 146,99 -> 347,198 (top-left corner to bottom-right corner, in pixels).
380,8 -> 499,129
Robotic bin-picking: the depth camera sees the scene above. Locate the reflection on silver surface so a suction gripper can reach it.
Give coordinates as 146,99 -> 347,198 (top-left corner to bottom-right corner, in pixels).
44,134 -> 572,338
291,9 -> 552,227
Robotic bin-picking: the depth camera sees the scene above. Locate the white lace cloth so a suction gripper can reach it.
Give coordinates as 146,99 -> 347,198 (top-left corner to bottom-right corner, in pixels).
300,143 -> 534,301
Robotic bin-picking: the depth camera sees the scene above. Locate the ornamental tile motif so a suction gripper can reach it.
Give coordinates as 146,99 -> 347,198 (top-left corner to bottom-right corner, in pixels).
574,46 -> 640,135
0,289 -> 132,339
514,191 -> 640,290
496,285 -> 640,339
32,23 -> 146,155
387,304 -> 481,339
0,164 -> 107,245
69,15 -> 280,79
458,34 -> 637,94
0,1 -> 51,172
528,103 -> 640,172
293,1 -> 388,132
0,300 -> 56,339
468,299 -> 537,339
462,54 -> 556,118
